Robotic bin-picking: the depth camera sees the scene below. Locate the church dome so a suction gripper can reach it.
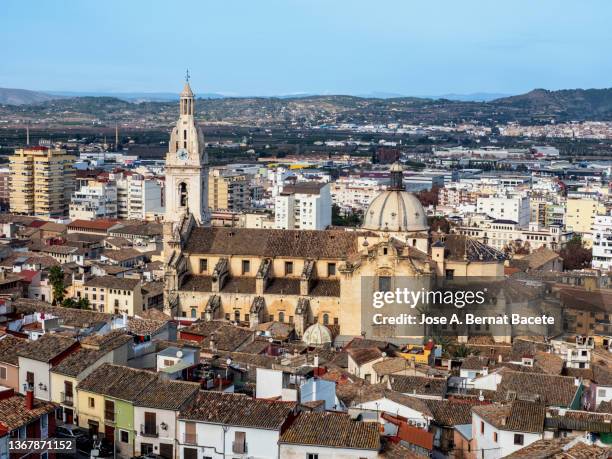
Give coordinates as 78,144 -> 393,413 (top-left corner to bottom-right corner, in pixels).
362,163 -> 429,232
302,323 -> 333,346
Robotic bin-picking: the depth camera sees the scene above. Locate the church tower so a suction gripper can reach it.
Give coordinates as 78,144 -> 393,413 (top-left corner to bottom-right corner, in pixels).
164,73 -> 209,224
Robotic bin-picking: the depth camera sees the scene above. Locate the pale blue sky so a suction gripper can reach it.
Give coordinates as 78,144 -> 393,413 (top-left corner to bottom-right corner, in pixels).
2,0 -> 611,96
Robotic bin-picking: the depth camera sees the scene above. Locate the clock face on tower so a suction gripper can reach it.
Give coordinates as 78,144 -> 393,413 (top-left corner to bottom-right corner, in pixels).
177,148 -> 188,161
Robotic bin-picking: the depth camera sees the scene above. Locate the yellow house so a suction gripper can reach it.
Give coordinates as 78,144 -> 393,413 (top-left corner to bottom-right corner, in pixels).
73,275 -> 144,316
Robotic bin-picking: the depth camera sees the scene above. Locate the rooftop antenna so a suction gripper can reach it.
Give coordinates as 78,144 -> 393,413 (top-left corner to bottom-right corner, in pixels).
26,123 -> 30,146
115,123 -> 119,150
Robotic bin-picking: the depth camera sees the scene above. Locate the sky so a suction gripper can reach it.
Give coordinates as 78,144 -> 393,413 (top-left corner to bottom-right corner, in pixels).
2,0 -> 612,97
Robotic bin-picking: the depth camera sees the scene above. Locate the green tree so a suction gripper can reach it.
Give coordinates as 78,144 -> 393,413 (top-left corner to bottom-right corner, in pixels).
48,266 -> 65,305
559,235 -> 592,270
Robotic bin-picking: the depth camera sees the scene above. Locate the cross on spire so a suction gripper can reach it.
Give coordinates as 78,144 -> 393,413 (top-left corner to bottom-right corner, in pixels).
185,69 -> 190,82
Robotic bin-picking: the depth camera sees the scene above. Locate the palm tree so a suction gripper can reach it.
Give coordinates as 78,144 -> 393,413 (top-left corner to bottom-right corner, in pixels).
48,266 -> 65,305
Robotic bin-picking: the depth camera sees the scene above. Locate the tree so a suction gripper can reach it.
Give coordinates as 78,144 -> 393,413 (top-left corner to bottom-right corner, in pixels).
416,187 -> 440,207
332,204 -> 363,227
48,266 -> 65,305
559,235 -> 592,270
429,216 -> 451,234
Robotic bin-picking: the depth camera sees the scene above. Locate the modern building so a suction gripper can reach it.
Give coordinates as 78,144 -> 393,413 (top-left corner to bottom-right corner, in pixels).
115,173 -> 163,220
592,213 -> 612,271
330,176 -> 386,214
566,197 -> 607,239
0,167 -> 10,211
274,182 -> 331,230
69,179 -> 118,220
9,147 -> 76,217
208,168 -> 251,211
477,195 -> 530,228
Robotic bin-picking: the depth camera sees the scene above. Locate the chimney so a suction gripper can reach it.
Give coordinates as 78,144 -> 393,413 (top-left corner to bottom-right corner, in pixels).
25,388 -> 34,410
314,355 -> 319,368
501,417 -> 506,426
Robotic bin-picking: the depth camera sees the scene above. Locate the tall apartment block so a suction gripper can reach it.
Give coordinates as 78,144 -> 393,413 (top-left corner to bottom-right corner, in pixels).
9,147 -> 76,218
208,168 -> 251,211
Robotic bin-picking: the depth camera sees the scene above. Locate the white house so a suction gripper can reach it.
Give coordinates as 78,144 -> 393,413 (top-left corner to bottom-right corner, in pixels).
279,411 -> 380,459
471,401 -> 545,459
133,378 -> 199,458
350,389 -> 434,429
178,391 -> 296,459
16,334 -> 78,401
476,195 -> 530,228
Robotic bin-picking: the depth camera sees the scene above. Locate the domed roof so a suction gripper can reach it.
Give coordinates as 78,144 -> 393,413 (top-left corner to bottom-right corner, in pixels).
302,323 -> 333,346
363,190 -> 428,232
362,162 -> 429,233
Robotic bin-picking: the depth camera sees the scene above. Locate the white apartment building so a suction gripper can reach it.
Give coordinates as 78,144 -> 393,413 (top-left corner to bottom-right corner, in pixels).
330,176 -> 385,213
477,195 -> 530,228
114,173 -> 163,220
274,182 -> 331,230
455,219 -> 573,252
69,180 -> 117,220
592,213 -> 612,271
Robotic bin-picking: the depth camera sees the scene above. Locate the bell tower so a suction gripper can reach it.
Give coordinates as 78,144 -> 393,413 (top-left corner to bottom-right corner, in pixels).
164,71 -> 209,224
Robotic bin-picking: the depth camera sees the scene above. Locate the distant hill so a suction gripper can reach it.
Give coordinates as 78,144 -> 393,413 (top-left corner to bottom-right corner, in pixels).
3,87 -> 612,125
492,88 -> 612,119
0,87 -> 61,105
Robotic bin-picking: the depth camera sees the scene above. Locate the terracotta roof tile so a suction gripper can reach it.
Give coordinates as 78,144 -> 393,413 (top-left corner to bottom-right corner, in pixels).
280,411 -> 380,450
180,391 -> 295,429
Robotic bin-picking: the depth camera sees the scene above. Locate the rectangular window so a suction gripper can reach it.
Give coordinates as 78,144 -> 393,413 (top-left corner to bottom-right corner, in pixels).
514,434 -> 524,445
445,269 -> 455,280
0,366 -> 6,380
480,421 -> 484,434
307,454 -> 319,459
285,261 -> 293,275
232,431 -> 246,454
242,259 -> 250,274
378,276 -> 391,292
183,448 -> 198,459
493,432 -> 498,442
120,430 -> 129,443
327,263 -> 336,276
88,397 -> 95,408
199,258 -> 208,273
105,399 -> 115,422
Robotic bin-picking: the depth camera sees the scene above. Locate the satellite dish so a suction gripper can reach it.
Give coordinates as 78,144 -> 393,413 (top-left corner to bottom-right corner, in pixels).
176,350 -> 184,358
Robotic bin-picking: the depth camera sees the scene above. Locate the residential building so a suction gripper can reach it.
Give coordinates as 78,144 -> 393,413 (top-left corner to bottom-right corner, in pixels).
0,335 -> 30,392
274,182 -> 331,230
208,168 -> 251,211
115,173 -> 163,220
72,275 -> 145,316
0,389 -> 57,458
592,213 -> 612,271
565,197 -> 606,240
330,176 -> 386,214
16,334 -> 79,401
0,167 -> 9,211
476,195 -> 530,228
178,391 -> 296,459
278,411 -> 381,459
9,147 -> 76,217
472,401 -> 545,459
69,179 -> 118,220
133,378 -> 199,458
76,363 -> 159,457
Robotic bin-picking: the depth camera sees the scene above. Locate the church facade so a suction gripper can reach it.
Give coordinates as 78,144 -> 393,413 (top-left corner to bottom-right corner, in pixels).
162,102 -> 507,339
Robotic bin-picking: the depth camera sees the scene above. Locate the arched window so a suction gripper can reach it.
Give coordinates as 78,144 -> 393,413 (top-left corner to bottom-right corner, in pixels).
179,183 -> 188,207
323,313 -> 329,325
278,311 -> 285,323
190,308 -> 196,318
234,310 -> 240,322
412,239 -> 417,246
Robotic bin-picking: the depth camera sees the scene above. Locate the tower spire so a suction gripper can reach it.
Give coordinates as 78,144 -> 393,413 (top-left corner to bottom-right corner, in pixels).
185,68 -> 190,82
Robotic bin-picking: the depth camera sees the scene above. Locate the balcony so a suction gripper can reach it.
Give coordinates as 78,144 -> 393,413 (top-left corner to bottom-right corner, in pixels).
60,392 -> 74,406
105,410 -> 115,423
183,433 -> 197,445
140,424 -> 158,437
